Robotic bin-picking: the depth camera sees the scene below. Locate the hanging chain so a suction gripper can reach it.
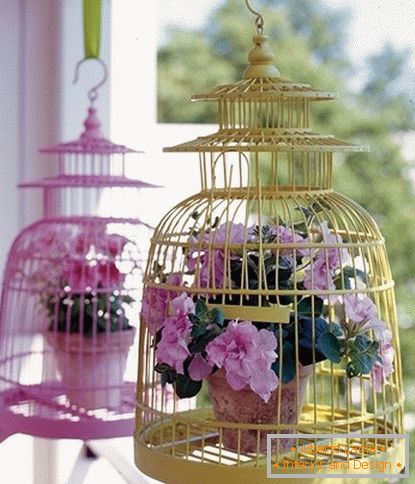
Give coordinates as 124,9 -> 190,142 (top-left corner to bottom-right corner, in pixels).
245,0 -> 264,35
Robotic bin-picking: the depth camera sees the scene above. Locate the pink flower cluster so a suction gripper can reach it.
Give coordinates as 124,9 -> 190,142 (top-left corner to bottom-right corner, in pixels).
62,259 -> 124,292
304,222 -> 350,293
343,294 -> 392,341
373,342 -> 394,392
74,231 -> 129,257
343,294 -> 394,391
141,273 -> 182,335
61,230 -> 130,292
155,294 -> 279,401
155,294 -> 194,374
29,226 -> 130,294
206,321 -> 279,402
187,222 -> 312,290
270,225 -> 309,260
187,223 -> 253,288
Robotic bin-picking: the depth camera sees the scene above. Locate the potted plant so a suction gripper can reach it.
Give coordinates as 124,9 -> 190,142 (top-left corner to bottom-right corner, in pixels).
42,228 -> 136,410
142,218 -> 394,453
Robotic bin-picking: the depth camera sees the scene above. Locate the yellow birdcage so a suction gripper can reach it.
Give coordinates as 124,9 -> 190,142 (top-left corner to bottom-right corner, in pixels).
134,3 -> 405,482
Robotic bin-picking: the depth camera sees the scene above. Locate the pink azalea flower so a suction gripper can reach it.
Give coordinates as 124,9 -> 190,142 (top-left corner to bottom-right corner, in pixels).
205,223 -> 252,245
199,251 -> 225,289
303,256 -> 336,292
187,236 -> 224,289
361,318 -> 392,342
373,341 -> 394,392
248,329 -> 280,401
250,369 -> 279,401
319,221 -> 351,269
155,314 -> 192,374
141,273 -> 182,335
102,233 -> 130,257
97,261 -> 125,288
28,227 -> 72,289
343,295 -> 392,341
206,321 -> 278,402
33,226 -> 71,256
344,294 -> 377,323
75,231 -> 129,257
303,222 -> 350,298
188,354 -> 213,381
74,233 -> 93,255
188,222 -> 255,289
171,293 -> 195,316
62,260 -> 124,292
270,225 -> 309,258
74,227 -> 104,255
141,287 -> 168,335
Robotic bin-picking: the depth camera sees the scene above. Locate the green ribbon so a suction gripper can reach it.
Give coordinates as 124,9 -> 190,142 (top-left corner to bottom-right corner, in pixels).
83,0 -> 101,59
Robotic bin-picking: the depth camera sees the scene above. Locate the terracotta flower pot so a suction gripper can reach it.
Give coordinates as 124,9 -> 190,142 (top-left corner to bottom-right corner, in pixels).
208,365 -> 312,454
46,328 -> 136,410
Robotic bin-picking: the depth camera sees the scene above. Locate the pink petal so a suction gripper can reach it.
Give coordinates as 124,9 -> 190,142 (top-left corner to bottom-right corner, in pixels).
188,354 -> 213,381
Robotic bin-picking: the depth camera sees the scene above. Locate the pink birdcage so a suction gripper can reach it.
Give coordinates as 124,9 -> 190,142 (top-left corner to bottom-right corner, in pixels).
0,67 -> 157,440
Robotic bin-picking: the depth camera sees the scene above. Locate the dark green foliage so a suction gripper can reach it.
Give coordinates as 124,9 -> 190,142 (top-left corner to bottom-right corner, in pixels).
273,339 -> 296,384
188,299 -> 224,354
318,327 -> 381,378
46,292 -> 134,335
347,335 -> 380,375
272,316 -> 329,383
297,297 -> 324,318
174,374 -> 203,399
318,332 -> 342,364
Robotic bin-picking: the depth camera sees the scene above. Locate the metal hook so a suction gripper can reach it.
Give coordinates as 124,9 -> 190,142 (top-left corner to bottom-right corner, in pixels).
245,0 -> 265,34
73,58 -> 108,105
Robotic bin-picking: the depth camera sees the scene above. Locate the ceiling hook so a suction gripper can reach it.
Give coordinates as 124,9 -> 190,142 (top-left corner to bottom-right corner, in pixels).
245,0 -> 265,35
73,57 -> 108,105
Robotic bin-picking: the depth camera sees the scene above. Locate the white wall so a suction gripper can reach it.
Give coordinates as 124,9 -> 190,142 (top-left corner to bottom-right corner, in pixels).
0,2 -> 112,483
0,1 -> 23,273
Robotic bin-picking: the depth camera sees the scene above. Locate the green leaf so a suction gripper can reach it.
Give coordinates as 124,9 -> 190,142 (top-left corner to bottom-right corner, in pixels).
318,332 -> 342,363
342,266 -> 368,283
191,325 -> 206,338
211,308 -> 225,326
174,374 -> 202,398
297,297 -> 323,317
354,353 -> 375,374
329,322 -> 344,337
188,313 -> 199,324
195,299 -> 207,318
281,342 -> 297,383
155,363 -> 177,385
346,361 -> 359,378
349,335 -> 379,357
273,340 -> 297,384
155,363 -> 171,374
122,295 -> 135,304
188,327 -> 221,354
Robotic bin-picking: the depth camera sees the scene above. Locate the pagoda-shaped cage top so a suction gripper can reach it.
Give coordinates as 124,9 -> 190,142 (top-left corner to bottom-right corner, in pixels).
0,105 -> 157,441
134,33 -> 404,483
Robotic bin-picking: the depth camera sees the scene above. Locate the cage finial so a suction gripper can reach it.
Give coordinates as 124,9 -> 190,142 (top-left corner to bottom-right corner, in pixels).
80,106 -> 104,141
243,34 -> 280,79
